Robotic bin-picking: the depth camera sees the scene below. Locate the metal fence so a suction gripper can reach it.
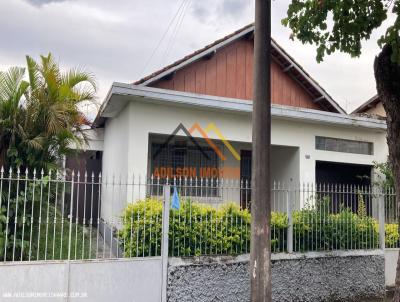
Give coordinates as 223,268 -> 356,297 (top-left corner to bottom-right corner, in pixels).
384,187 -> 398,248
0,167 -> 396,262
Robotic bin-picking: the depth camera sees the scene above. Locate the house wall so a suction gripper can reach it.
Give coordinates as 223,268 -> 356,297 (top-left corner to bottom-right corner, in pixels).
99,100 -> 387,222
101,106 -> 131,224
198,142 -> 300,206
271,146 -> 300,184
68,128 -> 104,151
364,101 -> 386,117
151,39 -> 323,111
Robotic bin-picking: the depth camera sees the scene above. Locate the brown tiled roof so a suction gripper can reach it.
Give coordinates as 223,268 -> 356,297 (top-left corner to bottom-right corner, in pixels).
133,23 -> 345,114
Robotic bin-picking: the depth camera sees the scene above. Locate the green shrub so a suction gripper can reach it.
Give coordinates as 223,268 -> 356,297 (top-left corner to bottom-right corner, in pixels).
119,199 -> 163,257
385,223 -> 399,247
292,206 -> 379,252
119,199 -> 382,257
271,212 -> 288,253
170,202 -> 251,256
119,200 -> 252,257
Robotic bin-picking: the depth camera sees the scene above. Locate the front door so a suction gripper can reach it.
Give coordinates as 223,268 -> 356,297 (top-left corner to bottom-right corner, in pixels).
240,150 -> 251,209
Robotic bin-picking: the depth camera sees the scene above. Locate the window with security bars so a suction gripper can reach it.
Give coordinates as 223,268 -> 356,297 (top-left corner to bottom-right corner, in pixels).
315,136 -> 373,155
150,140 -> 220,197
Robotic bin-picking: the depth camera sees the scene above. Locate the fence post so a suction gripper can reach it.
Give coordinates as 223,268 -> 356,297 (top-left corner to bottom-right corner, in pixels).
287,184 -> 293,253
378,187 -> 385,250
161,185 -> 170,302
67,172 -> 75,261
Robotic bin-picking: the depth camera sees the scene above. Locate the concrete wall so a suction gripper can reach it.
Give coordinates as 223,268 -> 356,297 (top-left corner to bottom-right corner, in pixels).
168,251 -> 385,302
0,258 -> 162,302
385,248 -> 399,287
0,251 -> 386,302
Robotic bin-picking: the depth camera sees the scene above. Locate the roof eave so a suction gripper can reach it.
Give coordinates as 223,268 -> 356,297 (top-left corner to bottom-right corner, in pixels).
99,83 -> 385,130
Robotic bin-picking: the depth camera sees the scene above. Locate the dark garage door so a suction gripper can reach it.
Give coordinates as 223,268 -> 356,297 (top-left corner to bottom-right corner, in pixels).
316,161 -> 372,213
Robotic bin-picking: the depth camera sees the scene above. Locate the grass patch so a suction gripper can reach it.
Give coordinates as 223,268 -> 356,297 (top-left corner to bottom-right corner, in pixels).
30,205 -> 95,261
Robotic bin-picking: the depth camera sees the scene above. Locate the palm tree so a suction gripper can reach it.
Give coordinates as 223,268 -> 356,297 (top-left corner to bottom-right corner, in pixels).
0,67 -> 29,168
0,53 -> 97,170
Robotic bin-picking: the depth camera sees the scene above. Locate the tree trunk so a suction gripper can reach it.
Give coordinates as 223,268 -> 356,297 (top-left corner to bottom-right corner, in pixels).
374,45 -> 400,302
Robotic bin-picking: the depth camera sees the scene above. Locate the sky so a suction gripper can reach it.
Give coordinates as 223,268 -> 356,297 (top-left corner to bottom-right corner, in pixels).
0,0 -> 391,114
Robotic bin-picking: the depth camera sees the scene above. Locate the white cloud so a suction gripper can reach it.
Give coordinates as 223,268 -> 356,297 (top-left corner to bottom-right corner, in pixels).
23,0 -> 69,7
0,0 -> 390,112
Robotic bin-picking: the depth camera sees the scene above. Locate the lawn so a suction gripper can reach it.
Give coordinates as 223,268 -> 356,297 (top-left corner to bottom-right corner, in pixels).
30,205 -> 96,261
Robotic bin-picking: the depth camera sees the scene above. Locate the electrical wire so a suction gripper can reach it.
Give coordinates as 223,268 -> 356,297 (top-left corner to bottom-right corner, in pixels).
162,0 -> 192,66
139,0 -> 189,78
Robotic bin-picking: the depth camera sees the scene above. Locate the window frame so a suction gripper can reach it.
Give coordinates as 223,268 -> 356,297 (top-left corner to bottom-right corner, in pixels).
315,136 -> 374,155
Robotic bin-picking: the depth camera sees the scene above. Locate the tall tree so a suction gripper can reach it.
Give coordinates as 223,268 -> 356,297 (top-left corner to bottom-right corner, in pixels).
283,1 -> 400,300
0,53 -> 96,170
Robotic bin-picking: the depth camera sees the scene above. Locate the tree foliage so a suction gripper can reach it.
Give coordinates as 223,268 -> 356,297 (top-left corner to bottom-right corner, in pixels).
374,160 -> 395,188
282,0 -> 400,226
282,0 -> 400,63
0,53 -> 97,170
283,2 -> 400,299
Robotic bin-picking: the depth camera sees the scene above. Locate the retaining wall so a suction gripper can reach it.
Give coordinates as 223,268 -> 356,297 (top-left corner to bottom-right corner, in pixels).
167,250 -> 385,302
385,248 -> 399,287
0,258 -> 162,302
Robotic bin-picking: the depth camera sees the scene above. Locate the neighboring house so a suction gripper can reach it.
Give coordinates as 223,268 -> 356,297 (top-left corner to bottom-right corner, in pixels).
83,24 -> 387,221
352,95 -> 386,118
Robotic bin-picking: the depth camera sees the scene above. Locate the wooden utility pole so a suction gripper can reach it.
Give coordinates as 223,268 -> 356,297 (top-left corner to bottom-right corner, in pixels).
250,0 -> 272,301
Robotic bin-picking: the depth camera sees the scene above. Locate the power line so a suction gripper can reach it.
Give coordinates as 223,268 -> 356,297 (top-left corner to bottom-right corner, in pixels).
139,0 -> 189,77
162,0 -> 192,65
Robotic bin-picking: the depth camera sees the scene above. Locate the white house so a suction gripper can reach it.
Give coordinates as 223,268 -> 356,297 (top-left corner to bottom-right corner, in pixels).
77,24 -> 388,222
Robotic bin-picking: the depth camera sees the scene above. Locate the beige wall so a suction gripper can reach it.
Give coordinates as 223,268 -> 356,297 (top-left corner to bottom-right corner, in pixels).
364,101 -> 386,117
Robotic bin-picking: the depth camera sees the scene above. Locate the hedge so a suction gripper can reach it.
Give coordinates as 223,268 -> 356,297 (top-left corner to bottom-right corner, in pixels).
386,223 -> 400,247
119,199 -> 394,257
